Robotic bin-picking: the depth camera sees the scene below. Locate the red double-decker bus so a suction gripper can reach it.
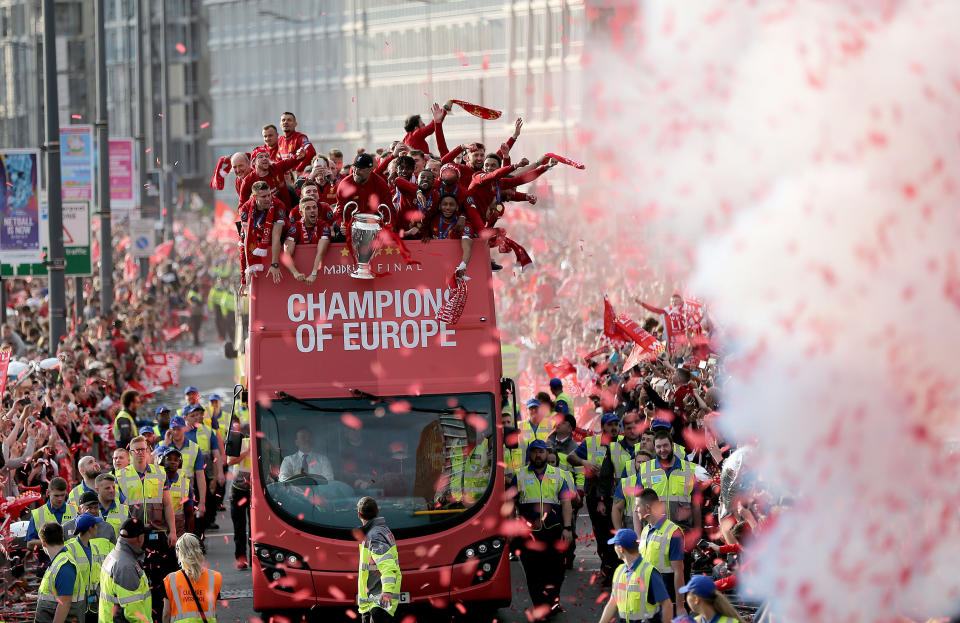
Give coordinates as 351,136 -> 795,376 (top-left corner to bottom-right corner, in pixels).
240,239 -> 513,619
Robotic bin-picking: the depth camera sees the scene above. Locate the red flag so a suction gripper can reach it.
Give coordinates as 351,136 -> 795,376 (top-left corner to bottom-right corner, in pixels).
209,155 -> 231,190
544,152 -> 586,170
123,255 -> 138,281
684,297 -> 705,325
0,347 -> 11,398
622,334 -> 666,371
544,357 -> 577,380
601,294 -> 632,348
149,240 -> 174,266
450,99 -> 502,120
601,295 -> 666,360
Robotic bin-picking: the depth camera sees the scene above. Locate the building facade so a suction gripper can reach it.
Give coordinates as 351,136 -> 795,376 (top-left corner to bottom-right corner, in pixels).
205,0 -> 585,202
0,0 -> 95,149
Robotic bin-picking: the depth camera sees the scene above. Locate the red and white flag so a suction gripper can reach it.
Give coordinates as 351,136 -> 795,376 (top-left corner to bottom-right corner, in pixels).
449,99 -> 502,120
544,357 -> 577,380
601,294 -> 666,358
684,298 -> 705,326
436,274 -> 469,326
0,347 -> 11,398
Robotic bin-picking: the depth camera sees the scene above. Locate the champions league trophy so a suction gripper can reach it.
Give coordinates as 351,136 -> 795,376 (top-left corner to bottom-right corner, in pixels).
348,203 -> 392,279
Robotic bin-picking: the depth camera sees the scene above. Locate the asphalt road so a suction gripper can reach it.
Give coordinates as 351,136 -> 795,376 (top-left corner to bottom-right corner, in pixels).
173,328 -> 609,623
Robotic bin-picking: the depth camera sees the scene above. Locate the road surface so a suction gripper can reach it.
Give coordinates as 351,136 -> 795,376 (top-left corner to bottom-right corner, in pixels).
166,330 -> 609,623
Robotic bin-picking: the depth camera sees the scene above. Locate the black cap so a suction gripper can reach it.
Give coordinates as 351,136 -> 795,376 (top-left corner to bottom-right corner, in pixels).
79,491 -> 99,507
353,153 -> 374,169
119,518 -> 146,538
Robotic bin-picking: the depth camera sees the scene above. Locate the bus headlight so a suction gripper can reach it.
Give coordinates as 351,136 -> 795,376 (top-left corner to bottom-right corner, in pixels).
454,537 -> 507,584
253,542 -> 310,593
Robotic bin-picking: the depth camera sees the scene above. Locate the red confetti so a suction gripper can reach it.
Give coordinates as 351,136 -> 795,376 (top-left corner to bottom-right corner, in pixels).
200,122 -> 210,129
175,43 -> 187,54
341,413 -> 362,429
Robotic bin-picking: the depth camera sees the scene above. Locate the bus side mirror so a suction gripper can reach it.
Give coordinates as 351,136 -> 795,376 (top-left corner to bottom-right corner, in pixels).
225,430 -> 244,458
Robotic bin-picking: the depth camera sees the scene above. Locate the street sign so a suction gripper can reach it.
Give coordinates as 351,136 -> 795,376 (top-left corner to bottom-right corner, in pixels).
129,218 -> 156,259
1,201 -> 92,277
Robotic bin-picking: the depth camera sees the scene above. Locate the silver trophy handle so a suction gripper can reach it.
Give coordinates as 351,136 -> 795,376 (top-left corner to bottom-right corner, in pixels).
343,201 -> 359,224
376,203 -> 393,227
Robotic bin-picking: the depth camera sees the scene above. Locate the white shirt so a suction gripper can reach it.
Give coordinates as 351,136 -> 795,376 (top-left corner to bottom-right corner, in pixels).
278,450 -> 334,482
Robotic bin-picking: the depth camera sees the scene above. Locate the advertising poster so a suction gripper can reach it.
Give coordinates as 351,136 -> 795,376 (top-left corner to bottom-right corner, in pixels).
109,137 -> 136,210
60,125 -> 94,201
0,149 -> 42,264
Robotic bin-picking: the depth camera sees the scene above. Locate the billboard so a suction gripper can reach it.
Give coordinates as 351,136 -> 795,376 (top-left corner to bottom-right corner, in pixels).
60,125 -> 94,202
0,149 -> 43,265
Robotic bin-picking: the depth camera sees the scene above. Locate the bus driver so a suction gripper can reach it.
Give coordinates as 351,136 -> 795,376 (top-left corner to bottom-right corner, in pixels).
278,427 -> 335,482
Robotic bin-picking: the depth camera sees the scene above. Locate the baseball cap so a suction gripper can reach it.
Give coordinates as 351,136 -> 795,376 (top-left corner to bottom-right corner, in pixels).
139,425 -> 155,435
79,491 -> 99,507
555,401 -> 570,415
600,412 -> 619,425
209,394 -> 223,402
549,378 -> 563,389
73,513 -> 103,535
650,418 -> 671,431
169,415 -> 186,429
160,446 -> 182,459
184,386 -> 199,396
155,406 -> 171,416
525,398 -> 541,409
527,439 -> 548,454
119,518 -> 145,538
184,404 -> 205,415
678,575 -> 718,598
353,153 -> 374,169
606,528 -> 639,548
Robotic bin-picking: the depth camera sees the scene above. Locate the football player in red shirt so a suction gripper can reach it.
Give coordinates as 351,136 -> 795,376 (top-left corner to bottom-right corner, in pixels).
394,169 -> 438,234
239,181 -> 287,286
250,124 -> 280,162
277,112 -> 316,173
229,152 -> 251,197
421,194 -> 474,278
283,197 -> 330,284
335,152 -> 395,231
238,149 -> 307,209
402,103 -> 446,155
468,154 -> 555,228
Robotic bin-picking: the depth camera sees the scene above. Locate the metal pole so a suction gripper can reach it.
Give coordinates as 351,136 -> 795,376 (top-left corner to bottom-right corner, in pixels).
135,0 -> 149,279
42,0 -> 67,354
74,276 -> 83,327
95,0 -> 114,316
0,278 -> 6,324
159,0 -> 173,241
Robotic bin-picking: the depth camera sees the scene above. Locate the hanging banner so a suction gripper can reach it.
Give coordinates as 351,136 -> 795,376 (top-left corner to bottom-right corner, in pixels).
60,125 -> 94,201
1,201 -> 92,277
0,149 -> 43,264
0,347 -> 12,398
109,137 -> 136,211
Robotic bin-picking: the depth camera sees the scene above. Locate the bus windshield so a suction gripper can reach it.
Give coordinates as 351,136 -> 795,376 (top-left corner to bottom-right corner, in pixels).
257,393 -> 496,536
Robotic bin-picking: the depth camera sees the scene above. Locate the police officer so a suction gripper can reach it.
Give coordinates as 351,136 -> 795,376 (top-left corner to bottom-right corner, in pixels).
27,477 -> 73,551
677,576 -> 744,622
510,439 -> 574,618
598,529 -> 673,623
93,474 -> 128,537
566,413 -> 621,586
635,488 -> 687,616
159,446 -> 192,536
357,497 -> 402,622
35,522 -> 85,623
207,280 -> 228,340
184,404 -> 224,537
113,435 -> 176,619
156,415 -> 207,528
112,390 -> 140,452
517,398 -> 551,458
99,518 -> 152,623
547,408 -> 584,569
64,514 -> 109,622
548,377 -> 573,414
62,491 -> 116,547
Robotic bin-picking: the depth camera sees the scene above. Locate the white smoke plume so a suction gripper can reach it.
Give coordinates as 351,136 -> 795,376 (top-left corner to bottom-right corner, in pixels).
583,0 -> 960,620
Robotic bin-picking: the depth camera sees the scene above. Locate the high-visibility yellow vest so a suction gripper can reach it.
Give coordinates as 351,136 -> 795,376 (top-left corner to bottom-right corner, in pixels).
192,424 -> 217,479
358,522 -> 402,615
639,518 -> 682,574
583,434 -> 608,465
31,501 -> 73,533
610,438 -> 641,479
638,458 -> 696,526
611,559 -> 660,621
114,464 -> 167,531
112,410 -> 136,446
459,439 -> 491,505
98,544 -> 151,623
554,391 -> 573,410
66,483 -> 94,512
158,440 -> 201,480
163,568 -> 222,623
556,451 -> 585,488
65,537 -> 109,613
502,446 -> 524,481
517,419 -> 550,457
36,547 -> 86,623
99,501 -> 129,536
619,474 -> 642,526
515,465 -> 564,530
166,470 -> 191,536
205,410 -> 230,441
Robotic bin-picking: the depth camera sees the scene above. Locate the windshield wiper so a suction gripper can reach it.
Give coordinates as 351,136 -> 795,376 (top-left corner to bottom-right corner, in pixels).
274,391 -> 356,413
347,388 -> 487,415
